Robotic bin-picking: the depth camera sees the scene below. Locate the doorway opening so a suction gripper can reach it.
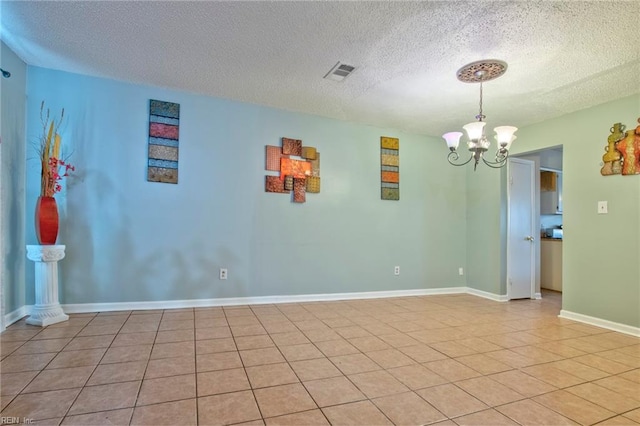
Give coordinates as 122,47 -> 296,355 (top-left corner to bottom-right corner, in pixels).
541,289 -> 563,311
511,147 -> 564,300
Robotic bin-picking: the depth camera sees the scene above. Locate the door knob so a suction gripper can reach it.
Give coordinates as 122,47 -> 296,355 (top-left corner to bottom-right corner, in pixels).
525,236 -> 535,241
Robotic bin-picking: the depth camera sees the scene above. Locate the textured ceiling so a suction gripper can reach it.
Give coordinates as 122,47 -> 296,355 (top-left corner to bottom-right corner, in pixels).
1,1 -> 639,137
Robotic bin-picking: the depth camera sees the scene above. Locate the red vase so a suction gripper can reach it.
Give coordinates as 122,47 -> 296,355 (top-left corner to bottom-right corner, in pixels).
35,196 -> 59,245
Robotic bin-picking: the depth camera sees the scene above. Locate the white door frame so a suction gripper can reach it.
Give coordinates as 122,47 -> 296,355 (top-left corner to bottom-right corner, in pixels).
0,135 -> 4,332
506,157 -> 536,300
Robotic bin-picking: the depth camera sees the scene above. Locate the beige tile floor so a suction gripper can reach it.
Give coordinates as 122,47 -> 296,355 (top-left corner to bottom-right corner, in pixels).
1,291 -> 639,425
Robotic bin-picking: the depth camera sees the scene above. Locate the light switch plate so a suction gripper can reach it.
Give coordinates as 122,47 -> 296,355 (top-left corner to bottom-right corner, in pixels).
598,201 -> 608,214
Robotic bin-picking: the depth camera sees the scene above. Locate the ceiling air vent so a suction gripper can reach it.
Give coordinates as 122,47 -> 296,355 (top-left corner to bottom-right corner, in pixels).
323,62 -> 356,82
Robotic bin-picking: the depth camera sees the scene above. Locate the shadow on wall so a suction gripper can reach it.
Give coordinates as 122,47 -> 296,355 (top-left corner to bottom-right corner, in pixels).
63,173 -> 245,304
5,108 -> 26,311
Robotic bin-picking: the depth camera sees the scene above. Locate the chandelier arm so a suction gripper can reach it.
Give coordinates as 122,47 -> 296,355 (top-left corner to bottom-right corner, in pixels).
481,158 -> 507,169
447,150 -> 474,167
481,150 -> 510,168
496,148 -> 509,162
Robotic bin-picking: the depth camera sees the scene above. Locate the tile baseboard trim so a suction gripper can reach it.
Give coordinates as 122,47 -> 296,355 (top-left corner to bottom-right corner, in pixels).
559,309 -> 640,337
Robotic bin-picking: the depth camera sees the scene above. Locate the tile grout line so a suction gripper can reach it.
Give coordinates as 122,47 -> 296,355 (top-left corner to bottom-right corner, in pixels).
191,307 -> 199,426
0,315 -> 92,411
67,310 -> 136,422
54,310 -> 130,423
1,292 -> 638,425
267,303 -> 333,425
4,313 -> 103,422
226,306 -> 266,424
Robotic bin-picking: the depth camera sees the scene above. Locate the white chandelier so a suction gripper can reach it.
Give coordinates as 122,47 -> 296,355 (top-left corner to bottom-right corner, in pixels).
442,60 -> 517,170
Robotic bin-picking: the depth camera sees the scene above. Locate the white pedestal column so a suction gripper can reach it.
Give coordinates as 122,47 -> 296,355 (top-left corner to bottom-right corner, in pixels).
26,245 -> 69,326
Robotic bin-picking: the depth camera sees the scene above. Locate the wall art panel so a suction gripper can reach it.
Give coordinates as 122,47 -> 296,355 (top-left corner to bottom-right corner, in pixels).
148,99 -> 180,184
600,118 -> 640,176
282,137 -> 303,156
266,145 -> 289,171
381,137 -> 399,200
310,152 -> 321,177
306,176 -> 321,193
302,146 -> 317,160
281,158 -> 312,179
264,137 -> 320,203
284,175 -> 294,191
293,178 -> 306,203
601,118 -> 640,176
265,175 -> 287,193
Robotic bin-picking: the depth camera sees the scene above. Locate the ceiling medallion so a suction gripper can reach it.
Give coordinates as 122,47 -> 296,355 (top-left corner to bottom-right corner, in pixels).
457,59 -> 507,84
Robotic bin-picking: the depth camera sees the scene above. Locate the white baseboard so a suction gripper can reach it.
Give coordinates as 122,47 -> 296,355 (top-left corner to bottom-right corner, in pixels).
466,287 -> 509,302
61,287 -> 470,314
4,306 -> 29,327
559,309 -> 640,337
7,291 -> 638,339
2,286 -> 517,326
534,292 -> 542,299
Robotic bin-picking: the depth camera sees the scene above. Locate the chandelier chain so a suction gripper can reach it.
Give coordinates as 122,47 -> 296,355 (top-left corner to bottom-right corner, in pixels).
477,82 -> 484,122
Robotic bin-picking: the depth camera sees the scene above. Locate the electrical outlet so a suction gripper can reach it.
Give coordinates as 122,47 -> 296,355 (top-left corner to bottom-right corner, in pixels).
394,266 -> 400,276
219,268 -> 228,280
598,201 -> 608,214
459,267 -> 464,276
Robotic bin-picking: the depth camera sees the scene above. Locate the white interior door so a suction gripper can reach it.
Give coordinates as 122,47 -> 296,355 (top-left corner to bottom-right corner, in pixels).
507,158 -> 535,299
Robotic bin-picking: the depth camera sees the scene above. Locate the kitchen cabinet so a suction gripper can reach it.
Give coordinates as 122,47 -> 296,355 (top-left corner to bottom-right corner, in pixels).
540,171 -> 557,191
541,239 -> 562,291
541,170 -> 562,214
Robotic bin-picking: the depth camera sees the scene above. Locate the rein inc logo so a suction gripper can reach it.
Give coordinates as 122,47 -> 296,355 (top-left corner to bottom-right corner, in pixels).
1,418 -> 34,424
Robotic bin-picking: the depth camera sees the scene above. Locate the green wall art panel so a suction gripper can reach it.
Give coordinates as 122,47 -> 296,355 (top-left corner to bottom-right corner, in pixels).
381,136 -> 399,200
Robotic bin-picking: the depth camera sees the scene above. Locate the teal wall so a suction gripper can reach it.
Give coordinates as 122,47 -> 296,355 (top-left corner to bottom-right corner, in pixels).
465,166 -> 505,295
466,95 -> 640,328
25,67 -> 468,305
513,95 -> 640,327
16,66 -> 640,329
464,95 -> 639,328
1,41 -> 27,320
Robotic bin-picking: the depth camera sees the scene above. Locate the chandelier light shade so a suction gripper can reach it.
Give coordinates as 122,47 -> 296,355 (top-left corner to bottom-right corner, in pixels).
494,125 -> 518,148
442,131 -> 463,150
443,60 -> 517,170
463,121 -> 486,142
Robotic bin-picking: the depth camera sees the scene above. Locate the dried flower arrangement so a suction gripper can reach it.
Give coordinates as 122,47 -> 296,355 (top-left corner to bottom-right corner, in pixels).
38,101 -> 75,197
